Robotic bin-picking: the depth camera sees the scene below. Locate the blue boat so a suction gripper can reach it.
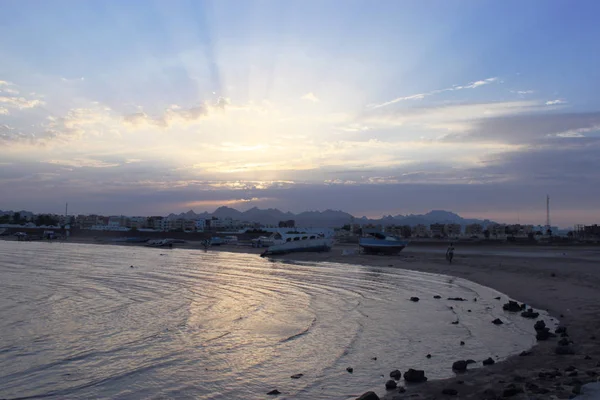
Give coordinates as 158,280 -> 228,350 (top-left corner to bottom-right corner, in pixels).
359,232 -> 409,254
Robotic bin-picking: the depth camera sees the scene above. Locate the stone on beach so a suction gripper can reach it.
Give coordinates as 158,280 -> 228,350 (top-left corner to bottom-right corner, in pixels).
389,369 -> 402,380
355,391 -> 379,400
492,318 -> 503,325
404,368 -> 427,382
433,295 -> 442,299
534,320 -> 546,331
290,373 -> 303,379
483,357 -> 495,365
385,379 -> 397,390
555,345 -> 576,355
452,360 -> 468,371
346,367 -> 354,373
267,389 -> 281,395
502,300 -> 523,312
410,296 -> 420,302
447,297 -> 466,301
521,308 -> 540,319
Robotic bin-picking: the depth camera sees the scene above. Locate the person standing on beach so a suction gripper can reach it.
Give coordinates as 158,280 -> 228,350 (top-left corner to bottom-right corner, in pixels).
446,243 -> 455,264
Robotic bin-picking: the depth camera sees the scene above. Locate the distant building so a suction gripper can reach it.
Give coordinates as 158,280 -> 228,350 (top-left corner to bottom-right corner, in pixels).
488,223 -> 506,238
575,224 -> 600,239
444,223 -> 461,237
429,223 -> 445,238
278,220 -> 295,228
195,219 -> 206,232
465,223 -> 483,236
412,224 -> 429,237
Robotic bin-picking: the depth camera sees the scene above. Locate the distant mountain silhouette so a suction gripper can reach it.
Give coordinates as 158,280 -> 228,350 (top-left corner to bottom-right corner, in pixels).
167,207 -> 495,228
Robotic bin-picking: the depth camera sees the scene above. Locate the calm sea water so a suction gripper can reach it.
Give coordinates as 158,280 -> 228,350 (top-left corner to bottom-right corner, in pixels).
0,241 -> 541,400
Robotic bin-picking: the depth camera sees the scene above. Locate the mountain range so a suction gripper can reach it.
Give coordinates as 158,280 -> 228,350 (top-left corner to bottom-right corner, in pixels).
166,207 -> 497,228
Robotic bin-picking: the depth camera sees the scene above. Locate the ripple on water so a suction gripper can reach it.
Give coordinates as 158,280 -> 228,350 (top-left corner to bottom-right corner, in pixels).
0,241 -> 547,400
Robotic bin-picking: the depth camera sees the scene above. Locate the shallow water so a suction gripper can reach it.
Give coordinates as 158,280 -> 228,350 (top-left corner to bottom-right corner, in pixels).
0,241 -> 544,399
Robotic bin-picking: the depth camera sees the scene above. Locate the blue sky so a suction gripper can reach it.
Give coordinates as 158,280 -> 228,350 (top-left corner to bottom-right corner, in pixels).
1,0 -> 599,227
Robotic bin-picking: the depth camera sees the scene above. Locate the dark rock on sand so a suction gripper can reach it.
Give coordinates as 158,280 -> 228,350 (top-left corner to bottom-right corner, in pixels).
565,365 -> 576,372
371,357 -> 377,360
558,337 -> 571,346
536,328 -> 555,341
466,359 -> 476,365
404,368 -> 427,383
494,296 -> 501,300
483,357 -> 495,366
555,326 -> 567,334
356,391 -> 380,400
492,318 -> 504,325
452,360 -> 468,371
385,380 -> 397,390
482,388 -> 497,399
521,309 -> 540,319
555,345 -> 575,355
502,385 -> 523,397
290,373 -> 303,379
451,320 -> 459,325
389,370 -> 402,380
447,297 -> 466,301
346,367 -> 353,373
434,295 -> 442,299
502,301 -> 522,312
568,371 -> 579,377
442,388 -> 458,396
534,320 -> 546,331
410,297 -> 420,302
267,389 -> 281,395
426,354 -> 432,358
460,341 -> 465,346
584,355 -> 592,360
397,386 -> 406,393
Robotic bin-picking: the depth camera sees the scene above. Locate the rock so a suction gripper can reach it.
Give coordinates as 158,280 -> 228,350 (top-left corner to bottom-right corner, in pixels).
130,265 -> 134,268
555,326 -> 567,334
290,373 -> 303,379
385,380 -> 397,390
551,273 -> 556,277
536,329 -> 554,341
474,298 -> 477,302
519,350 -> 531,356
404,368 -> 427,383
568,371 -> 578,377
521,309 -> 540,319
390,370 -> 402,380
451,321 -> 459,325
452,360 -> 468,371
397,386 -> 406,393
492,318 -> 504,325
466,359 -> 476,365
565,366 -> 576,372
356,391 -> 380,400
267,389 -> 281,395
346,367 -> 353,373
591,335 -> 597,340
434,295 -> 442,299
586,370 -> 598,377
372,357 -> 377,360
482,388 -> 497,399
584,355 -> 592,360
494,296 -> 501,300
467,310 -> 472,312
410,297 -> 420,302
483,357 -> 495,366
460,341 -> 465,346
534,320 -> 546,331
442,388 -> 458,396
555,345 -> 575,355
573,384 -> 582,395
448,297 -> 466,301
426,354 -> 432,358
503,301 -> 522,312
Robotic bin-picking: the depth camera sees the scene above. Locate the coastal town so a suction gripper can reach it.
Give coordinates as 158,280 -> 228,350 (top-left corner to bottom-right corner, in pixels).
1,208 -> 599,243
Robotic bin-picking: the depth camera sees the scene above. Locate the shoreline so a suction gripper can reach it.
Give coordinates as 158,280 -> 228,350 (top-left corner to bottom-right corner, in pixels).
4,237 -> 600,398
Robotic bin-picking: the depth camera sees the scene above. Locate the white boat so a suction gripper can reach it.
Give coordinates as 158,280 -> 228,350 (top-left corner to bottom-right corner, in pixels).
260,232 -> 334,257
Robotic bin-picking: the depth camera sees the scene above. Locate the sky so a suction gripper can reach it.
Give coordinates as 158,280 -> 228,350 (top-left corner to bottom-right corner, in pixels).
1,0 -> 599,227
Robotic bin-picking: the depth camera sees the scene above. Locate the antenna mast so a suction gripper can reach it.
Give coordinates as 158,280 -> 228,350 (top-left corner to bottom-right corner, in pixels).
545,195 -> 551,230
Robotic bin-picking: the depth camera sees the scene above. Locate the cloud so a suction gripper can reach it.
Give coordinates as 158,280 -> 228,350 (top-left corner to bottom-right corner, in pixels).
0,107 -> 8,115
545,99 -> 566,105
0,80 -> 11,86
301,92 -> 320,102
511,90 -> 534,95
123,104 -> 209,128
370,76 -> 499,108
0,95 -> 45,109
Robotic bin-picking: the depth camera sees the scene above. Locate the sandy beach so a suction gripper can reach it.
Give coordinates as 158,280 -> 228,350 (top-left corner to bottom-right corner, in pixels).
3,236 -> 600,399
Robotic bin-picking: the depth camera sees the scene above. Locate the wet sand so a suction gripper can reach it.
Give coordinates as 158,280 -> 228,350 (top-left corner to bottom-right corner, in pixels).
4,236 -> 600,398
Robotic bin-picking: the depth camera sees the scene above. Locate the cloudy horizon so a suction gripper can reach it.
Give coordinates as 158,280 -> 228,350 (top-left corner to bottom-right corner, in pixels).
2,0 -> 599,228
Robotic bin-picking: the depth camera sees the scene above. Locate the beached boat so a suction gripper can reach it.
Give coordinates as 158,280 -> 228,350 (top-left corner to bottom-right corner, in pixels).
359,232 -> 409,254
260,233 -> 334,257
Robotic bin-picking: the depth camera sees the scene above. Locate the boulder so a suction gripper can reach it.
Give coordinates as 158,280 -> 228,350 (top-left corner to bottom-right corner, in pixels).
534,320 -> 546,331
356,392 -> 380,400
483,357 -> 495,366
555,326 -> 567,334
346,367 -> 353,373
426,354 -> 432,358
447,297 -> 466,301
521,309 -> 540,319
389,370 -> 402,380
492,318 -> 503,325
452,360 -> 468,371
442,388 -> 458,396
433,295 -> 442,299
385,380 -> 397,390
290,374 -> 303,379
502,301 -> 522,312
404,368 -> 427,383
267,389 -> 281,395
460,341 -> 465,346
410,297 -> 420,302
451,321 -> 459,325
558,337 -> 571,346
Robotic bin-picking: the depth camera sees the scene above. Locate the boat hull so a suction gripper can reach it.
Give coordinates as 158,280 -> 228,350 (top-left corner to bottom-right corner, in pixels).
359,237 -> 409,254
261,238 -> 333,257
